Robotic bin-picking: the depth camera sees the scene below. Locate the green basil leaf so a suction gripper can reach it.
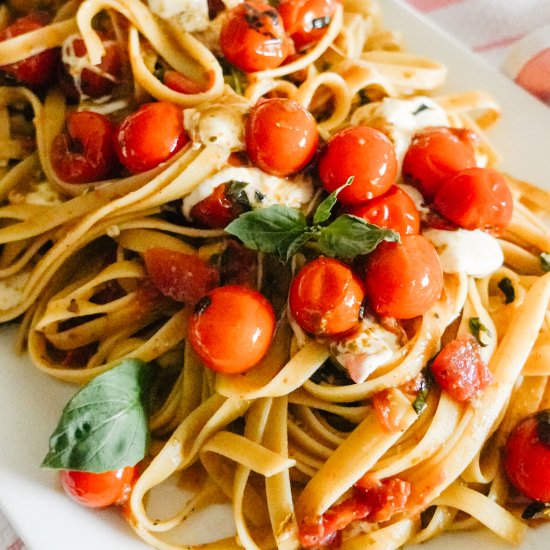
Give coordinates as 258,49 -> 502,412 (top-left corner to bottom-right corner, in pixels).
497,277 -> 515,304
41,359 -> 152,473
317,215 -> 399,260
226,180 -> 251,209
284,230 -> 317,261
226,205 -> 308,257
468,317 -> 491,348
540,252 -> 550,273
313,177 -> 353,226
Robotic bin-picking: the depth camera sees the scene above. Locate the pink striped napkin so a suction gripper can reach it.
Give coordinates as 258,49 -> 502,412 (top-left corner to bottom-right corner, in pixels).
1,1 -> 550,549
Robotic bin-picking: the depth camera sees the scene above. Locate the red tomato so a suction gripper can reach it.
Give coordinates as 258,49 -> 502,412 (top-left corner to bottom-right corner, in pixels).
60,466 -> 135,508
188,285 -> 275,373
220,2 -> 291,73
345,186 -> 420,235
363,235 -> 443,319
143,248 -> 219,305
318,126 -> 397,205
0,12 -> 59,88
60,34 -> 121,99
278,0 -> 338,51
114,102 -> 188,174
220,239 -> 259,288
163,70 -> 209,95
505,412 -> 550,502
245,97 -> 318,176
433,167 -> 514,235
402,127 -> 477,202
190,183 -> 247,228
289,257 -> 365,336
50,111 -> 117,183
430,334 -> 492,402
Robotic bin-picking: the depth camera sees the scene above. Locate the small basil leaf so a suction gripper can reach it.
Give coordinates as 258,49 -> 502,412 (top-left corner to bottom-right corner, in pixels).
497,277 -> 515,304
468,317 -> 491,348
317,215 -> 399,260
540,253 -> 550,273
41,359 -> 152,472
226,180 -> 251,209
284,230 -> 316,261
226,205 -> 308,257
313,177 -> 353,226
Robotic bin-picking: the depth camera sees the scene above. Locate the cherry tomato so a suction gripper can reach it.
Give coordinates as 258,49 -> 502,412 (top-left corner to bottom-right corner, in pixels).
318,126 -> 397,205
50,111 -> 117,183
363,235 -> 443,319
433,167 -> 514,235
114,102 -> 188,174
505,411 -> 550,502
190,183 -> 247,228
143,248 -> 219,305
163,70 -> 209,95
402,127 -> 477,202
245,97 -> 318,176
289,257 -> 365,336
60,466 -> 135,508
220,2 -> 291,73
188,285 -> 275,373
0,12 -> 59,88
60,34 -> 121,99
278,0 -> 337,51
345,186 -> 420,236
430,334 -> 492,402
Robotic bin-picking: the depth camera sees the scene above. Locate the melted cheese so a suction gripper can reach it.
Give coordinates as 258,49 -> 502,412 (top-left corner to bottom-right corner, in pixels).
423,228 -> 504,278
330,317 -> 402,384
182,167 -> 314,219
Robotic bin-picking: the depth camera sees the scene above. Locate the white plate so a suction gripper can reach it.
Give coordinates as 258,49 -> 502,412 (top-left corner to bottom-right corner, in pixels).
1,1 -> 550,548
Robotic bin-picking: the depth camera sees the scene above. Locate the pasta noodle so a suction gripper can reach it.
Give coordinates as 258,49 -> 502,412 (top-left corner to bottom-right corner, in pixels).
0,0 -> 549,549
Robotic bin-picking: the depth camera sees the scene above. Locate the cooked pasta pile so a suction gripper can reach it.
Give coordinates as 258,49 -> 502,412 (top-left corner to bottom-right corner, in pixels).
1,0 -> 550,548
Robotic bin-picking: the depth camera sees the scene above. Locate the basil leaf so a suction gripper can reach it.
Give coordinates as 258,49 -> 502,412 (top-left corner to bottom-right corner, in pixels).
412,369 -> 434,415
540,253 -> 550,273
41,359 -> 152,473
226,180 -> 251,209
497,277 -> 515,304
226,205 -> 308,257
313,177 -> 353,226
468,317 -> 491,348
284,230 -> 316,261
317,215 -> 399,260
522,501 -> 547,520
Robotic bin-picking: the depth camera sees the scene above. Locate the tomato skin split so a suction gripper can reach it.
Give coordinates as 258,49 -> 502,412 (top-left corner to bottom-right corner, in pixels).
505,411 -> 550,503
430,334 -> 492,402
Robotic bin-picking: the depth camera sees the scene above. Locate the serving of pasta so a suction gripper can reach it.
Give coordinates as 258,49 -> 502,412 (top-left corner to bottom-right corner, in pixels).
1,0 -> 550,548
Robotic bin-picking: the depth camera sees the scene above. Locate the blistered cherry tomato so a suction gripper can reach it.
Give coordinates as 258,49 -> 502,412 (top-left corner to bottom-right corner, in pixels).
363,235 -> 443,319
402,127 -> 477,202
220,2 -> 291,73
345,186 -> 420,236
60,466 -> 135,508
318,126 -> 397,205
114,101 -> 188,174
0,12 -> 59,87
245,97 -> 318,176
50,111 -> 117,183
278,0 -> 337,51
143,248 -> 219,304
190,183 -> 247,228
289,257 -> 365,336
433,167 -> 513,235
60,34 -> 121,99
188,285 -> 275,373
505,411 -> 550,502
430,334 -> 492,402
163,70 -> 208,95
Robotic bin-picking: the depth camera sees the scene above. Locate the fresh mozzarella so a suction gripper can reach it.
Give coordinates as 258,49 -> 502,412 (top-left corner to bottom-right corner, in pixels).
182,167 -> 314,219
397,183 -> 429,213
184,92 -> 250,151
147,0 -> 210,32
0,271 -> 29,310
330,317 -> 402,384
9,181 -> 62,206
423,228 -> 504,278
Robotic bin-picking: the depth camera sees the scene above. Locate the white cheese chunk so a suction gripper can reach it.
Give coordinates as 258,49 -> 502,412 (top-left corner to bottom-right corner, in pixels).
0,271 -> 29,311
182,166 -> 314,219
148,0 -> 210,32
423,228 -> 503,278
330,317 -> 402,384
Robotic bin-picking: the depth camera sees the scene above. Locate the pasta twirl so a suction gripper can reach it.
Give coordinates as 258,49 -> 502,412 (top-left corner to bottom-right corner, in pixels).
0,0 -> 550,549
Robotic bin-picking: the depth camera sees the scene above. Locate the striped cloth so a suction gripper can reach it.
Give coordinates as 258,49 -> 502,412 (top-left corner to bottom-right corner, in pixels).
1,1 -> 549,549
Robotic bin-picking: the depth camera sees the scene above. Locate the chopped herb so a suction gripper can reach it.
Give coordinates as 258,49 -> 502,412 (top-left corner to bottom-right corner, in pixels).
358,89 -> 370,106
412,103 -> 430,115
468,317 -> 491,348
522,501 -> 548,520
226,180 -> 251,209
412,369 -> 434,414
497,277 -> 515,304
153,61 -> 166,82
540,253 -> 550,273
254,189 -> 266,203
